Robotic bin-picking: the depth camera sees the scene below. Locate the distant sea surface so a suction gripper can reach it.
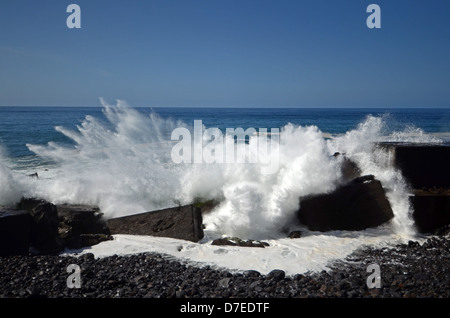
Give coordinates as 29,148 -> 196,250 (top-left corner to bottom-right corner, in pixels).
1,106 -> 449,163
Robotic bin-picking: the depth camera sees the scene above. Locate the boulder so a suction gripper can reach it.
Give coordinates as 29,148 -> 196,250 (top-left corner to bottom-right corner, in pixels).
298,175 -> 394,231
0,208 -> 33,256
107,205 -> 204,242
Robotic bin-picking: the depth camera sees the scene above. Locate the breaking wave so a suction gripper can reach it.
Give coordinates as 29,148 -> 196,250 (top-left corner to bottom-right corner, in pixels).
0,100 -> 443,240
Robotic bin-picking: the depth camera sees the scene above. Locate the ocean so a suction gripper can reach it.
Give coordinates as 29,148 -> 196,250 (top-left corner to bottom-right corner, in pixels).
1,104 -> 448,169
1,101 -> 449,274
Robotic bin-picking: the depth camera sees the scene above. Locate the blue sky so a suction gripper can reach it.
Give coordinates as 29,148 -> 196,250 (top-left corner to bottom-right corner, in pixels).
0,0 -> 449,108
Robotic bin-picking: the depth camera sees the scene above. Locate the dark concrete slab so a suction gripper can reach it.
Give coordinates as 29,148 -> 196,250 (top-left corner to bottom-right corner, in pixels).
107,205 -> 204,242
411,190 -> 450,233
0,208 -> 33,256
377,143 -> 450,189
298,176 -> 394,231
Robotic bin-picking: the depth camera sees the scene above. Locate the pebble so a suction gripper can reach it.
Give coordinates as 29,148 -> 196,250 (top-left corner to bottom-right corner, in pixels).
0,235 -> 449,298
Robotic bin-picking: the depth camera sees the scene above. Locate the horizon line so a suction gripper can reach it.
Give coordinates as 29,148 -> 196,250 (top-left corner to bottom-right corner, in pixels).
1,105 -> 449,109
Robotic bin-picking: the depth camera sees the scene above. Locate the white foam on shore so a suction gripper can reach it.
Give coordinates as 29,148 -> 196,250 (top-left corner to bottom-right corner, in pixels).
62,227 -> 422,276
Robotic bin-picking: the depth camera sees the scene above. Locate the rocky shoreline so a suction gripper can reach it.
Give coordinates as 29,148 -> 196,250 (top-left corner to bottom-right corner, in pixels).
1,231 -> 449,299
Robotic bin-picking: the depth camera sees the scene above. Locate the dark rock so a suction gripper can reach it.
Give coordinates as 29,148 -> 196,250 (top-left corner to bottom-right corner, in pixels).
29,203 -> 63,254
80,252 -> 95,262
57,204 -> 110,248
408,240 -> 420,248
176,290 -> 186,298
26,286 -> 44,298
243,270 -> 261,277
267,269 -> 285,282
338,277 -> 362,291
66,234 -> 113,249
217,277 -> 231,288
57,204 -> 107,233
211,237 -> 269,248
211,238 -> 238,246
0,208 -> 34,256
298,175 -> 394,231
288,231 -> 302,239
107,205 -> 204,242
16,197 -> 48,211
333,152 -> 361,182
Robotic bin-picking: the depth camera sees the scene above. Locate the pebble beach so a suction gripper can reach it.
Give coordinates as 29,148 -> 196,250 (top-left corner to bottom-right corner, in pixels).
1,233 -> 449,299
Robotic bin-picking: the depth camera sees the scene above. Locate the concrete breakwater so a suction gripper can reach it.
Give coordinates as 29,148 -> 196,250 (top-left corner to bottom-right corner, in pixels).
0,201 -> 204,257
377,142 -> 450,234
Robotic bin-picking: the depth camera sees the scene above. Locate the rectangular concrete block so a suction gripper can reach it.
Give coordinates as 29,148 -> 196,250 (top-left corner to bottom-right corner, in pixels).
411,191 -> 450,233
298,176 -> 394,231
377,143 -> 450,232
107,205 -> 204,242
0,208 -> 33,256
377,143 -> 450,189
